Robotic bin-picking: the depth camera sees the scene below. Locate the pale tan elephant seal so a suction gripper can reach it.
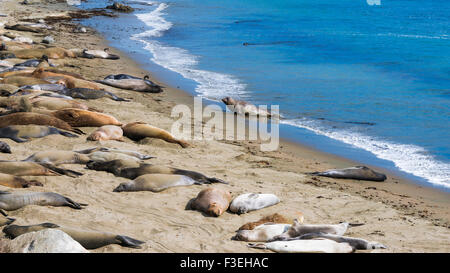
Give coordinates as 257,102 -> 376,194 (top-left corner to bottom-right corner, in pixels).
122,122 -> 189,148
51,108 -> 122,127
3,223 -> 145,249
87,125 -> 124,141
0,161 -> 83,177
0,173 -> 43,188
113,174 -> 198,193
189,187 -> 232,217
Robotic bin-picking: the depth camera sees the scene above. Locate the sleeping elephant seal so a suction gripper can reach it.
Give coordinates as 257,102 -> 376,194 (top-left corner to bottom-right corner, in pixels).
58,88 -> 129,101
87,151 -> 143,164
307,166 -> 387,182
3,223 -> 145,249
0,191 -> 87,211
248,239 -> 354,253
95,161 -> 226,184
96,75 -> 162,93
0,125 -> 78,143
113,174 -> 198,193
0,161 -> 83,177
0,112 -> 85,134
75,147 -> 153,161
0,47 -> 76,59
294,232 -> 386,250
189,187 -> 232,217
0,76 -> 50,86
30,96 -> 98,112
0,173 -> 43,188
238,212 -> 304,231
229,193 -> 280,214
81,48 -> 120,60
122,122 -> 189,148
0,141 -> 11,153
23,151 -> 91,165
87,125 -> 124,141
51,108 -> 122,127
233,223 -> 291,242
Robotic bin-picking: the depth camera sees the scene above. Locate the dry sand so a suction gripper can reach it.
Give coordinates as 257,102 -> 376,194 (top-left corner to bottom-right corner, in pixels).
0,0 -> 449,253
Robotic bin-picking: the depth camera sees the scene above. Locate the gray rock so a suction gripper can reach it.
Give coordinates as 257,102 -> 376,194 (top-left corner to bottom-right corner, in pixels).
4,229 -> 89,253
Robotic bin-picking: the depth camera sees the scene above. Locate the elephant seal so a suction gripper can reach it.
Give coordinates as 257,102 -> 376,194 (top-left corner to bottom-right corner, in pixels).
248,239 -> 354,253
97,74 -> 162,93
113,174 -> 198,193
308,166 -> 387,182
18,83 -> 66,92
0,191 -> 86,211
56,77 -> 103,90
87,151 -> 143,164
0,161 -> 83,177
76,147 -> 153,160
0,141 -> 11,153
0,173 -> 43,188
122,122 -> 189,148
3,223 -> 144,249
222,97 -> 273,117
189,187 -> 232,217
30,96 -> 98,112
51,108 -> 122,127
30,67 -> 85,80
270,220 -> 364,242
238,212 -> 304,231
0,210 -> 15,226
233,223 -> 291,242
0,76 -> 50,86
58,88 -> 129,101
0,112 -> 85,134
13,55 -> 55,68
229,193 -> 280,214
23,151 -> 90,165
87,125 -> 124,141
86,160 -> 226,185
0,47 -> 76,59
81,48 -> 120,60
294,232 -> 386,250
0,125 -> 78,142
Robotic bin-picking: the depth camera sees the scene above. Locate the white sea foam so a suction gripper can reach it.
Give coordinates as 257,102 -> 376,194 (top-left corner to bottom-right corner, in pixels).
131,2 -> 248,99
282,118 -> 450,188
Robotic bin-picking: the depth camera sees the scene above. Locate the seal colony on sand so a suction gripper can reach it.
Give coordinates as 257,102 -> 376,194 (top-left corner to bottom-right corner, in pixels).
0,125 -> 78,143
122,122 -> 190,148
0,191 -> 86,211
3,223 -> 145,249
0,173 -> 43,188
308,166 -> 387,182
189,188 -> 232,217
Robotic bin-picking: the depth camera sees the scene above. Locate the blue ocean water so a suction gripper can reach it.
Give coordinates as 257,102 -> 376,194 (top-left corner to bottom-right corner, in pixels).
78,0 -> 450,190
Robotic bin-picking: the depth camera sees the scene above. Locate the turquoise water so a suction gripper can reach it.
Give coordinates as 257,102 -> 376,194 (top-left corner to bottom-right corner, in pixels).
79,0 -> 450,190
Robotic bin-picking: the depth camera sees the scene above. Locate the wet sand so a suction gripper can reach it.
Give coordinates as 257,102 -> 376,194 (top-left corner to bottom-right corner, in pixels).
0,0 -> 449,253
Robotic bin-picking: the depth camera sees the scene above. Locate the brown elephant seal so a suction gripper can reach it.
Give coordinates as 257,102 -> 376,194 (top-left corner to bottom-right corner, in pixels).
0,210 -> 15,226
30,96 -> 100,112
0,140 -> 11,153
51,108 -> 122,127
0,47 -> 76,59
23,151 -> 90,165
293,232 -> 386,250
86,160 -> 226,185
30,67 -> 85,81
122,122 -> 189,148
3,223 -> 144,249
189,187 -> 232,217
0,112 -> 85,134
270,220 -> 364,242
0,125 -> 79,143
222,97 -> 272,117
87,125 -> 124,141
0,173 -> 43,188
0,76 -> 50,86
75,147 -> 154,160
4,24 -> 45,33
238,212 -> 304,231
56,77 -> 103,90
307,166 -> 387,182
0,161 -> 83,177
113,174 -> 198,193
0,191 -> 86,211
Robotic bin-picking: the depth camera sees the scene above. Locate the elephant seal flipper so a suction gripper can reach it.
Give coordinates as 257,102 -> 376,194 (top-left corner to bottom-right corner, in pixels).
115,235 -> 145,249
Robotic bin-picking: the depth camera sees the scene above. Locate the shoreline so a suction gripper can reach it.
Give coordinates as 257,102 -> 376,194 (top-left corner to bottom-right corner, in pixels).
0,0 -> 449,253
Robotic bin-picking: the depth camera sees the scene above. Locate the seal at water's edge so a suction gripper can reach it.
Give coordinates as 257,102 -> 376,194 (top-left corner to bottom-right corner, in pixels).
222,97 -> 274,117
189,187 -> 232,217
307,166 -> 387,182
113,174 -> 199,193
0,173 -> 43,188
0,125 -> 79,143
0,191 -> 87,211
122,122 -> 189,148
3,223 -> 145,249
0,141 -> 11,153
229,193 -> 280,214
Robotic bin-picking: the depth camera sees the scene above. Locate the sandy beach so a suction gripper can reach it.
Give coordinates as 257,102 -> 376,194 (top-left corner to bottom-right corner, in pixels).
0,0 -> 449,253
